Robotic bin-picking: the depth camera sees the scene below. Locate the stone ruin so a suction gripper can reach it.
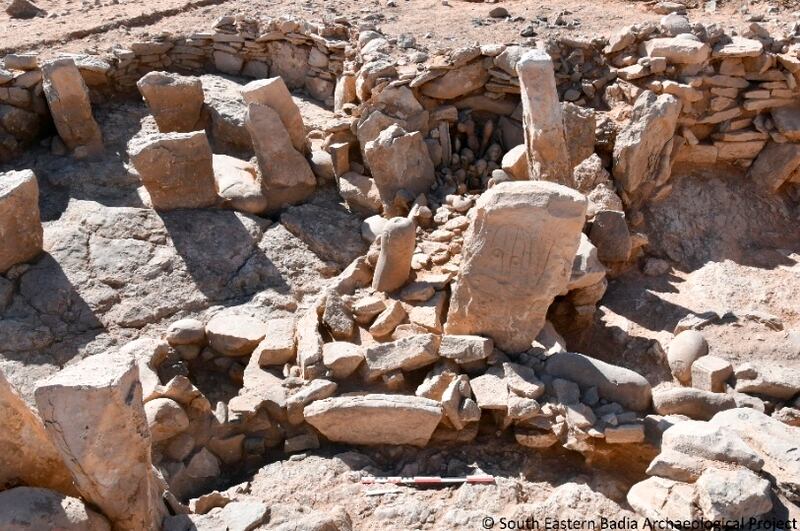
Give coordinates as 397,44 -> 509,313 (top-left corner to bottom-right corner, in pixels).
0,9 -> 800,530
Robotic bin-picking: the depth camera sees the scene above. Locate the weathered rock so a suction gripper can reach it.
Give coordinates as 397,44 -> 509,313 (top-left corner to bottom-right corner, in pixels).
0,487 -> 110,531
567,233 -> 606,292
0,368 -> 75,494
364,124 -> 435,211
711,408 -> 800,501
363,334 -> 440,379
605,423 -> 646,443
627,477 -> 699,521
661,420 -> 764,471
212,154 -> 267,214
446,181 -> 586,352
241,77 -> 307,153
420,60 -> 489,100
573,153 -> 610,194
304,394 -> 442,446
748,141 -> 800,193
561,102 -> 596,171
338,172 -> 382,216
500,144 -> 528,180
368,300 -> 406,337
245,103 -> 316,210
253,317 -> 296,367
438,335 -> 493,364
589,210 -> 631,263
0,169 -> 43,273
646,448 -> 713,482
544,352 -> 651,411
691,355 -> 732,393
34,353 -> 166,531
199,74 -> 251,152
41,58 -> 103,156
771,104 -> 800,142
667,330 -> 708,384
517,50 -> 572,185
144,397 -> 189,442
695,468 -> 772,521
5,0 -> 46,18
286,379 -> 338,425
166,319 -> 205,346
613,91 -> 680,206
372,217 -> 416,293
652,387 -> 735,420
137,71 -> 204,133
734,362 -> 800,400
470,366 -> 508,410
128,131 -> 219,211
322,342 -> 364,379
206,313 -> 266,357
643,37 -> 711,64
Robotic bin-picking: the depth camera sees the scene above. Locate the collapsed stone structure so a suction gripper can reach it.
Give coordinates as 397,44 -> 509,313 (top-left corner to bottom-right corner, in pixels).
0,9 -> 799,529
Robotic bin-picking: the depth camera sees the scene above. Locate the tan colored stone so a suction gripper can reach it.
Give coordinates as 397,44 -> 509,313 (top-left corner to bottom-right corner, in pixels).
0,169 -> 42,273
372,217 -> 416,293
644,37 -> 711,64
363,333 -> 440,379
501,144 -> 528,180
241,77 -> 307,153
322,342 -> 364,379
206,313 -> 266,357
41,58 -> 103,155
253,317 -> 296,367
517,50 -> 571,185
0,368 -> 76,495
136,71 -> 204,133
0,487 -> 110,531
212,154 -> 267,214
304,394 -> 442,446
420,60 -> 489,100
128,131 -> 219,211
445,181 -> 586,352
34,354 -> 167,531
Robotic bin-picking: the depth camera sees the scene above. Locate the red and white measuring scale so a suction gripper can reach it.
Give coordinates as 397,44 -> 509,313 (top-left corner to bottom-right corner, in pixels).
361,474 -> 496,486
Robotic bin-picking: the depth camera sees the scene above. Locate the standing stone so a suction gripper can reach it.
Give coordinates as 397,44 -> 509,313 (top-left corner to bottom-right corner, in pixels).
372,217 -> 416,292
0,369 -> 75,495
667,330 -> 708,384
241,77 -> 307,154
136,71 -> 204,133
40,58 -> 103,156
245,103 -> 316,210
128,131 -> 219,211
34,354 -> 167,531
363,124 -> 436,212
613,91 -> 680,206
516,50 -> 571,186
0,169 -> 43,273
445,181 -> 587,352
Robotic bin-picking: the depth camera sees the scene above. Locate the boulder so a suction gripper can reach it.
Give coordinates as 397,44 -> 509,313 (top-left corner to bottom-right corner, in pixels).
438,335 -> 493,364
695,468 -> 772,521
652,387 -> 735,420
0,169 -> 43,273
420,60 -> 489,100
34,353 -> 167,531
470,367 -> 508,410
445,181 -> 586,352
253,317 -> 296,367
517,50 -> 572,185
206,314 -> 266,357
241,77 -> 307,153
771,104 -> 800,142
5,0 -> 46,18
626,477 -> 699,521
212,154 -> 267,214
305,394 -> 442,446
338,172 -> 382,216
128,131 -> 219,211
322,342 -> 364,379
691,355 -> 732,393
363,124 -> 436,211
136,71 -> 204,133
0,368 -> 75,494
245,103 -> 316,210
748,141 -> 800,193
661,420 -> 764,471
711,408 -> 800,501
41,58 -> 103,156
544,352 -> 651,411
500,144 -> 528,180
372,217 -> 416,293
166,319 -> 206,346
144,397 -> 189,442
566,233 -> 606,292
613,91 -> 680,206
0,487 -> 110,531
561,102 -> 596,171
199,74 -> 251,152
667,330 -> 708,384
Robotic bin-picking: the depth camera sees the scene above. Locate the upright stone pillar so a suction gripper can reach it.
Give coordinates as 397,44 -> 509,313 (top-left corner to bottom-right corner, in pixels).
445,181 -> 587,352
41,58 -> 103,157
372,217 -> 415,293
34,354 -> 167,531
241,77 -> 307,154
128,130 -> 219,211
0,369 -> 76,495
0,169 -> 43,273
516,50 -> 572,186
136,71 -> 205,133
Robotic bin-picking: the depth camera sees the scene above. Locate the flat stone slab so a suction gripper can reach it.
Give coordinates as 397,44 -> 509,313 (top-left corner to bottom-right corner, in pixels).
304,394 -> 442,446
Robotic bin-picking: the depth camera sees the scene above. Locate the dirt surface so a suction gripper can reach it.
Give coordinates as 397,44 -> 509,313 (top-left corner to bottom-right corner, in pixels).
2,0 -> 795,56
